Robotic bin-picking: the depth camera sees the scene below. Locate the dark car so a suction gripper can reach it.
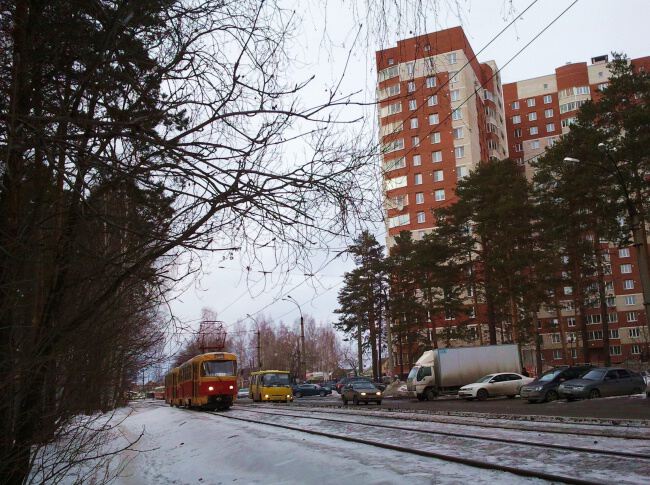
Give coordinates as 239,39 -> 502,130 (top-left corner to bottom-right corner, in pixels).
335,377 -> 386,394
292,384 -> 331,398
341,381 -> 382,405
520,366 -> 592,403
558,367 -> 646,400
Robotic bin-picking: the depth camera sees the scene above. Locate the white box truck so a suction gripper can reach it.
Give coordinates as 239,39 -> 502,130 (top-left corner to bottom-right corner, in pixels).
406,344 -> 521,401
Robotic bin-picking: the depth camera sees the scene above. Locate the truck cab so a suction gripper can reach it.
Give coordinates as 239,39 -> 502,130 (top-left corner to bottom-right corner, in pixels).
406,364 -> 436,400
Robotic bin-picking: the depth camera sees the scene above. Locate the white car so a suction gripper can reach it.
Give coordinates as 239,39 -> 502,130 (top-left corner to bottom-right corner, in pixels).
458,372 -> 534,401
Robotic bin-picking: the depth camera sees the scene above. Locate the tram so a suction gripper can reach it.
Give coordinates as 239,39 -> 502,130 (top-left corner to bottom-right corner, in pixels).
249,370 -> 293,402
165,352 -> 238,410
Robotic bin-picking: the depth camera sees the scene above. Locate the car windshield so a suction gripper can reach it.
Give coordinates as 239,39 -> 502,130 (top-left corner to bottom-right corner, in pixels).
581,369 -> 606,381
353,383 -> 376,390
476,374 -> 495,383
262,373 -> 290,386
407,367 -> 419,380
538,370 -> 562,382
203,360 -> 235,376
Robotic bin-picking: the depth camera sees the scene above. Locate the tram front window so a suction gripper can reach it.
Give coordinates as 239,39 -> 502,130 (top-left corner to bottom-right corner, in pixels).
262,373 -> 290,387
203,361 -> 235,376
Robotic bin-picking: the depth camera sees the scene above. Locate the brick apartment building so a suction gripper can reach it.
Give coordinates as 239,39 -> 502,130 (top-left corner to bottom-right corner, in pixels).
377,27 -> 649,370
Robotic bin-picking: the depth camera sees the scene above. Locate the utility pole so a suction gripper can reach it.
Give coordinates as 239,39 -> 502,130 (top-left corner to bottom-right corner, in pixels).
284,295 -> 305,381
247,314 -> 262,370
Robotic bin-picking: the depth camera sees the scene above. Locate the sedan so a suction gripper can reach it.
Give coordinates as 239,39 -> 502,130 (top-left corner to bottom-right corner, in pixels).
237,387 -> 249,399
458,372 -> 534,401
292,384 -> 331,398
558,367 -> 646,400
341,382 -> 382,405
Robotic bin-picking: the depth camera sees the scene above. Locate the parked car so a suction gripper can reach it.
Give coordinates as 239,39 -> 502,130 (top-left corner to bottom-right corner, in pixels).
341,381 -> 382,405
641,371 -> 650,398
520,366 -> 592,403
558,367 -> 646,400
292,383 -> 331,398
237,387 -> 249,399
335,377 -> 386,394
458,372 -> 534,401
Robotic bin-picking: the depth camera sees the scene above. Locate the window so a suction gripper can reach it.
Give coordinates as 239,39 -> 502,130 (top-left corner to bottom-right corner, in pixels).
624,280 -> 634,290
426,76 -> 436,88
434,189 -> 445,201
511,101 -> 520,109
576,86 -> 589,95
448,52 -> 457,64
412,136 -> 420,147
387,102 -> 402,115
429,113 -> 439,125
388,194 -> 407,210
456,166 -> 468,179
432,151 -> 442,163
619,247 -> 630,258
567,317 -> 576,327
606,297 -> 616,307
598,82 -> 608,91
433,170 -> 444,182
608,312 -> 618,323
453,127 -> 464,139
629,327 -> 640,338
609,329 -> 619,339
378,65 -> 399,81
410,118 -> 419,129
431,132 -> 441,144
546,123 -> 555,132
588,330 -> 603,340
514,128 -> 522,138
512,115 -> 521,124
527,98 -> 536,107
417,211 -> 425,223
566,332 -> 576,343
620,264 -> 632,274
408,99 -> 417,110
528,112 -> 537,121
560,100 -> 588,114
514,143 -> 523,152
388,213 -> 410,228
450,89 -> 461,101
563,286 -> 573,295
384,175 -> 407,191
531,140 -> 540,149
385,84 -> 400,97
383,157 -> 406,172
449,70 -> 459,83
551,333 -> 561,343
387,58 -> 394,65
454,146 -> 465,159
407,81 -> 416,93
609,346 -> 621,356
586,314 -> 602,324
551,349 -> 562,360
414,173 -> 422,185
452,108 -> 462,120
406,62 -> 414,76
428,95 -> 438,106
545,109 -> 554,118
632,344 -> 641,355
626,312 -> 638,322
529,126 -> 538,135
624,295 -> 636,305
561,117 -> 577,128
543,95 -> 552,104
415,192 -> 424,204
383,138 -> 404,153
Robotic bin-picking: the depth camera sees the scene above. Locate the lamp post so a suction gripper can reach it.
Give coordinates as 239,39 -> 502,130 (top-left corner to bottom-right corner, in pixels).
246,313 -> 262,370
283,295 -> 305,381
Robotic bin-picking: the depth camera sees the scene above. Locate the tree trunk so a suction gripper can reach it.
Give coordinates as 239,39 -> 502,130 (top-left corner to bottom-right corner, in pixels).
593,237 -> 611,366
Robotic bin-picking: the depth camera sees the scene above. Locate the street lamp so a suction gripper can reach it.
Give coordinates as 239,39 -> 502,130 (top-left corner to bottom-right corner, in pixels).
246,313 -> 262,370
283,295 -> 305,381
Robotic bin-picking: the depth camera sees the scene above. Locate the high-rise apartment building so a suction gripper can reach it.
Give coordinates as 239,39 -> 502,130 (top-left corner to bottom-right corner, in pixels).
377,27 -> 508,247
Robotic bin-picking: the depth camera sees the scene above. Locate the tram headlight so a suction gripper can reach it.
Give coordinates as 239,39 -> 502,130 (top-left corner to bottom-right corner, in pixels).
208,386 -> 214,391
229,385 -> 234,390
265,394 -> 269,399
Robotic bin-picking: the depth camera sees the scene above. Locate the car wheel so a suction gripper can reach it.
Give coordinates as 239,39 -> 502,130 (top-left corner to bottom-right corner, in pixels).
424,388 -> 437,401
295,392 -> 302,398
319,391 -> 326,397
545,390 -> 559,402
589,389 -> 601,399
506,395 -> 515,399
476,389 -> 488,401
631,387 -> 642,395
527,399 -> 537,404
416,394 -> 425,401
353,396 -> 359,405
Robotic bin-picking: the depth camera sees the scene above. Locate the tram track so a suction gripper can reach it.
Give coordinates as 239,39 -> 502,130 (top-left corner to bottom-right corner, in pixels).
207,408 -> 648,485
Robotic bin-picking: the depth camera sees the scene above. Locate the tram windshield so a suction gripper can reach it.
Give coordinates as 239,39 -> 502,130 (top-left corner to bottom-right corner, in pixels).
261,373 -> 291,387
203,360 -> 235,376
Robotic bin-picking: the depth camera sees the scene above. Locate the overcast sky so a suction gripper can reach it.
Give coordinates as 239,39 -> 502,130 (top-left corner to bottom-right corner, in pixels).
167,0 -> 650,344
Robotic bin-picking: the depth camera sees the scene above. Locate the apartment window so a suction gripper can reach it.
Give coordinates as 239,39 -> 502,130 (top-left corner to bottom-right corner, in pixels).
456,166 -> 468,179
448,52 -> 457,64
527,98 -> 536,107
512,101 -> 520,109
543,95 -> 552,104
514,143 -> 523,152
620,263 -> 632,274
626,311 -> 638,323
512,115 -> 521,124
429,113 -> 439,125
609,346 -> 621,356
563,286 -> 572,295
417,211 -> 426,223
407,81 -> 416,93
449,71 -> 459,83
608,312 -> 618,323
619,247 -> 630,258
609,329 -> 619,339
623,280 -> 634,290
406,62 -> 415,76
561,117 -> 577,128
378,65 -> 399,81
428,95 -> 438,106
450,89 -> 461,101
413,154 -> 421,166
454,146 -> 465,159
528,112 -> 537,121
576,86 -> 590,95
514,128 -> 522,138
567,317 -> 576,327
452,108 -> 462,120
570,348 -> 577,359
545,109 -> 554,118
552,349 -> 562,360
433,170 -> 444,182
551,333 -> 561,344
415,192 -> 424,204
387,101 -> 402,115
414,173 -> 422,185
531,140 -> 540,149
388,213 -> 410,228
383,138 -> 404,153
385,84 -> 400,97
387,58 -> 394,65
410,118 -> 419,129
408,99 -> 417,110
529,126 -> 538,135
606,297 -> 616,307
453,127 -> 464,139
432,151 -> 442,163
598,82 -> 608,91
546,123 -> 555,132
434,189 -> 445,201
588,330 -> 603,341
631,344 -> 641,355
411,136 -> 420,147
384,175 -> 407,191
624,295 -> 636,305
426,76 -> 436,88
431,132 -> 441,144
629,327 -> 640,338
382,157 -> 406,172
587,314 -> 602,324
